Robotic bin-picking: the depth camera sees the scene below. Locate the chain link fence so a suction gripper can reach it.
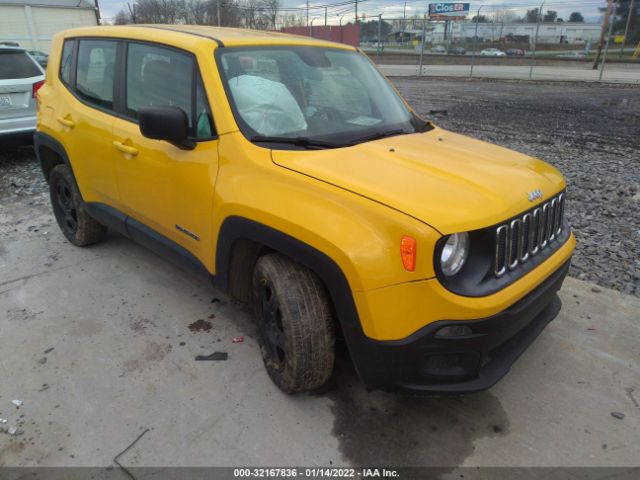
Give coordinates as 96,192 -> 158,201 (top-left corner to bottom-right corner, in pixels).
301,7 -> 640,84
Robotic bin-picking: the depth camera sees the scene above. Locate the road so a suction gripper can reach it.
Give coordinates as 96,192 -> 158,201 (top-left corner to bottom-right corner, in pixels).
379,64 -> 640,83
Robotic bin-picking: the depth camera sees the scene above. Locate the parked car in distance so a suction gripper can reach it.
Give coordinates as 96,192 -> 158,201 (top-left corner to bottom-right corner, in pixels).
0,46 -> 45,143
480,48 -> 506,57
556,51 -> 585,59
431,45 -> 446,54
0,41 -> 20,47
448,46 -> 466,55
506,48 -> 524,56
28,50 -> 49,67
37,26 -> 575,395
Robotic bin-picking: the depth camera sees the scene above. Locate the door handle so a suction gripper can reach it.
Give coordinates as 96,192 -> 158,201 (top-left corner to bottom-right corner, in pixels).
56,115 -> 75,128
113,140 -> 139,157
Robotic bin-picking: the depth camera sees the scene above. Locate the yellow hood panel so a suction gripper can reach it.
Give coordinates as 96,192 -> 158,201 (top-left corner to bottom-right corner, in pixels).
272,128 -> 566,234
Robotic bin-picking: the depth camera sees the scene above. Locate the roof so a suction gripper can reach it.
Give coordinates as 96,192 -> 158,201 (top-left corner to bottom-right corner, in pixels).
61,24 -> 357,50
0,0 -> 96,8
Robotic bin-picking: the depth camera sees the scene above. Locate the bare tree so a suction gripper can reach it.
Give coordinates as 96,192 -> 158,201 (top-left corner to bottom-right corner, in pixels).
184,0 -> 209,24
494,9 -> 518,24
115,9 -> 132,24
262,0 -> 280,29
280,12 -> 304,28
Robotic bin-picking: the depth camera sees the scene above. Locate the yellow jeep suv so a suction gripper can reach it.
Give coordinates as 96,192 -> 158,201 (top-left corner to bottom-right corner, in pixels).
35,25 -> 575,394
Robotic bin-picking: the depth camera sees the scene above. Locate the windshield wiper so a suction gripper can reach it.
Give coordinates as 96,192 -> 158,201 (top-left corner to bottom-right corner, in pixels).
250,135 -> 341,150
347,128 -> 407,146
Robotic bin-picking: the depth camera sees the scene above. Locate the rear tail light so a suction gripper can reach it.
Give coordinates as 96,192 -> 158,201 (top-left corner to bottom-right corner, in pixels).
400,236 -> 417,272
32,80 -> 44,99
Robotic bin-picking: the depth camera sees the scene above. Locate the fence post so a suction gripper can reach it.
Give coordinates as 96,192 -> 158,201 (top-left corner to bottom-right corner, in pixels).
619,0 -> 634,58
529,0 -> 545,79
377,14 -> 382,62
600,1 -> 617,81
418,14 -> 427,76
470,5 -> 483,78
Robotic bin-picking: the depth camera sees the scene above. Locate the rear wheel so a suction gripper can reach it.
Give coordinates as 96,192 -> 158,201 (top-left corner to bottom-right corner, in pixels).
49,164 -> 106,246
252,253 -> 335,393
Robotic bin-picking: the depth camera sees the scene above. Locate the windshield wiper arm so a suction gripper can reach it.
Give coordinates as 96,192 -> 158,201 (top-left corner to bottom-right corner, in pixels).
347,128 -> 407,146
250,135 -> 341,150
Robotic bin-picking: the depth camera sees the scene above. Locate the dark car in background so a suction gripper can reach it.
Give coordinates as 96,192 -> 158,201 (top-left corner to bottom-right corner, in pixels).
506,48 -> 525,56
448,46 -> 466,55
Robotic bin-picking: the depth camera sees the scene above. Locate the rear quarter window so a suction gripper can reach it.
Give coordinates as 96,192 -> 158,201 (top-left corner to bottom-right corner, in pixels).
0,51 -> 42,79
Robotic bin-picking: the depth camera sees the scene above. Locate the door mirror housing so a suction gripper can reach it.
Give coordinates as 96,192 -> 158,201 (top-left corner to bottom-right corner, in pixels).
138,106 -> 196,150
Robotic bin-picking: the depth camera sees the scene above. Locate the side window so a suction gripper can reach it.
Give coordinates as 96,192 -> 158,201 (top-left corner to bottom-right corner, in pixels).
76,40 -> 117,109
60,39 -> 74,85
126,42 -> 214,139
126,43 -> 192,121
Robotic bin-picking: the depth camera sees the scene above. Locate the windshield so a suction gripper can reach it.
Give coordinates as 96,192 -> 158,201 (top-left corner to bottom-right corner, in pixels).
216,46 -> 429,148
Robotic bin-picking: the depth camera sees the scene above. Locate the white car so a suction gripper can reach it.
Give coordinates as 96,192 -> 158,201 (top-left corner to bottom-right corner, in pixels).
0,46 -> 45,143
480,48 -> 506,57
556,52 -> 586,59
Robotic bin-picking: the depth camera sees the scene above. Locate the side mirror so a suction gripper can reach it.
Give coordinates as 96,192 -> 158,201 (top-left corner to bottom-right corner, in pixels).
138,106 -> 195,150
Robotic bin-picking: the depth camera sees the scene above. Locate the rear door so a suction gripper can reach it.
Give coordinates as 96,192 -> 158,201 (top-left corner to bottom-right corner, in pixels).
0,48 -> 44,132
51,38 -> 121,206
112,41 -> 218,266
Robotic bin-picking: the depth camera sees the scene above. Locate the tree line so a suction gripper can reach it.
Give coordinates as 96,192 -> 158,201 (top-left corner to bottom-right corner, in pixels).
113,0 -> 304,29
471,10 -> 585,24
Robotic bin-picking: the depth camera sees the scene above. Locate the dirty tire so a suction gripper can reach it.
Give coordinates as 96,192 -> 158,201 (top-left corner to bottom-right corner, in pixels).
252,253 -> 335,393
49,164 -> 106,246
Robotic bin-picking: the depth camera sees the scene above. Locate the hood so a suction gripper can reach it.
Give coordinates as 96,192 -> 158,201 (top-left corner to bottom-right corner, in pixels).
271,128 -> 566,234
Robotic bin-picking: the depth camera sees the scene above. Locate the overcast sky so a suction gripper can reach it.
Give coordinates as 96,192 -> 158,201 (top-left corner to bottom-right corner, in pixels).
99,0 -> 603,24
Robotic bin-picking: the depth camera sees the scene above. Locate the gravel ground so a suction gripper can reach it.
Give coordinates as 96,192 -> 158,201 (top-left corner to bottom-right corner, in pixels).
396,78 -> 640,296
1,78 -> 639,296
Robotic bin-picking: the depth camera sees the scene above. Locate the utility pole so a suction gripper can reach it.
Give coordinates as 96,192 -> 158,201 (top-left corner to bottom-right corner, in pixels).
376,14 -> 382,61
217,0 -> 221,27
306,0 -> 309,27
619,0 -> 635,58
593,0 -> 614,69
325,7 -> 327,26
470,5 -> 483,77
402,1 -> 407,43
355,0 -> 358,24
529,0 -> 546,79
600,1 -> 618,80
418,13 -> 427,76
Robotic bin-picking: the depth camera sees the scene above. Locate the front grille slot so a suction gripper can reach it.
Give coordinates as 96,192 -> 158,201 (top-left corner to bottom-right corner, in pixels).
494,192 -> 566,278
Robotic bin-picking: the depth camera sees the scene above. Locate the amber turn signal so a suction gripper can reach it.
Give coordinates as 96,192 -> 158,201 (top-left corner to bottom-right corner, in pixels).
400,236 -> 417,272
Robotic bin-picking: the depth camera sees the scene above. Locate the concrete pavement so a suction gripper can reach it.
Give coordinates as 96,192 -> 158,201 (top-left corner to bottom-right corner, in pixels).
379,64 -> 640,84
0,201 -> 639,470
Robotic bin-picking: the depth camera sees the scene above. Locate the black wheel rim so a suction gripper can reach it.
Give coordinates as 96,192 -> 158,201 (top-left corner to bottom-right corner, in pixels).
259,281 -> 286,367
53,180 -> 77,235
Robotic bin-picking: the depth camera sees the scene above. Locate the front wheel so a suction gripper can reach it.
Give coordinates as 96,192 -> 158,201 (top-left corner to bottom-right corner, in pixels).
252,253 -> 335,393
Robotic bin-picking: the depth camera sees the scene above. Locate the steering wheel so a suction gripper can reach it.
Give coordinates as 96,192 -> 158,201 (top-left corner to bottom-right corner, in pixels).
308,106 -> 344,123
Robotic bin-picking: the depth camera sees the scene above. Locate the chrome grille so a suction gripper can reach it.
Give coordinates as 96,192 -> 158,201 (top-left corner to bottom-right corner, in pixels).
494,193 -> 566,278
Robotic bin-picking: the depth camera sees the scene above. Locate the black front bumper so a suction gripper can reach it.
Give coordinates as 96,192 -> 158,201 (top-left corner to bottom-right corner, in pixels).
346,260 -> 570,394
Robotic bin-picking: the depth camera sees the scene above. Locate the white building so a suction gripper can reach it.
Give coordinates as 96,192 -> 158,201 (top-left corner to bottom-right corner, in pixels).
0,0 -> 99,53
406,22 -> 602,46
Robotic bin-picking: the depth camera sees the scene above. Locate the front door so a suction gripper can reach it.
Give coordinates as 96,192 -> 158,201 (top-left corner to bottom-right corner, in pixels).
112,41 -> 218,267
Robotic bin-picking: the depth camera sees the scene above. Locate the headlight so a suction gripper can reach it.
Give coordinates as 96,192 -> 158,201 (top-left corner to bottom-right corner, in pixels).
440,232 -> 469,277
